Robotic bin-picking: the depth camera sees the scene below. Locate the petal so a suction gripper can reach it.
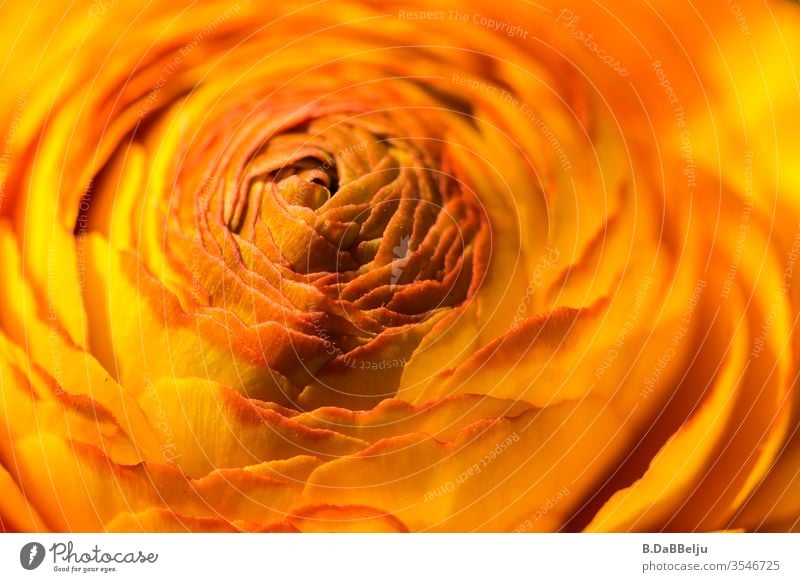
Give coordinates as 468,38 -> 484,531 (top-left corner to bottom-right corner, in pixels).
83,233 -> 297,405
733,435 -> 800,532
585,294 -> 748,531
0,463 -> 49,532
408,300 -> 608,407
586,212 -> 794,531
295,394 -> 532,444
289,504 -> 408,533
300,397 -> 635,531
11,433 -> 314,531
105,509 -> 241,533
0,223 -> 162,461
137,378 -> 368,478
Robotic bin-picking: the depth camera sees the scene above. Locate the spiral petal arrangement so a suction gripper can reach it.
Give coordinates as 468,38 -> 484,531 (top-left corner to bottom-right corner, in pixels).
0,0 -> 799,533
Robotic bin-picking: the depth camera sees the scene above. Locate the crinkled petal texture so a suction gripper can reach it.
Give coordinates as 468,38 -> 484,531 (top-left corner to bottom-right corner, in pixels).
0,0 -> 798,532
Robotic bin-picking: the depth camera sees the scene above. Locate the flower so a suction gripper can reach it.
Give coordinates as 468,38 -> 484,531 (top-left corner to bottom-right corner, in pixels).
0,0 -> 798,532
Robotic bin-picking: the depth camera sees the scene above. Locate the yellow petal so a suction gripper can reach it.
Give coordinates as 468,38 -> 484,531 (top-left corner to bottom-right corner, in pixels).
289,504 -> 408,533
301,397 -> 634,531
106,508 -> 240,533
137,378 -> 369,478
0,463 -> 49,532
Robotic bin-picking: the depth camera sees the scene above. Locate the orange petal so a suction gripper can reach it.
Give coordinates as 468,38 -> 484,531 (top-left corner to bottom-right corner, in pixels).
137,378 -> 368,478
289,504 -> 408,533
295,393 -> 532,445
733,436 -> 800,532
0,463 -> 49,532
83,233 -> 297,405
587,213 -> 793,531
12,433 -> 317,531
300,397 -> 635,531
106,508 -> 241,533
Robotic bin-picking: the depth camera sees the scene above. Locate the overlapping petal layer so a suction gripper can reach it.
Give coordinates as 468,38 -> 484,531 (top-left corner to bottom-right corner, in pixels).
0,0 -> 798,532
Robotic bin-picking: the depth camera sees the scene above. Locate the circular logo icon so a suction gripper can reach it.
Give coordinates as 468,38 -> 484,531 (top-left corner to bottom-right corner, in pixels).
20,542 -> 46,570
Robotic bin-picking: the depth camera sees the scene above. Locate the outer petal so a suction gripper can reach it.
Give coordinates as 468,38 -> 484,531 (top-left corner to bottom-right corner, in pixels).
300,398 -> 634,531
